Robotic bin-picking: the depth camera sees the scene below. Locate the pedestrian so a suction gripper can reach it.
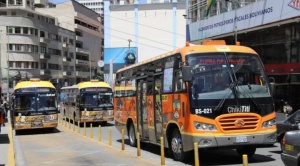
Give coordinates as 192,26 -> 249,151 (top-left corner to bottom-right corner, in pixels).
0,107 -> 4,132
1,97 -> 8,126
283,102 -> 293,118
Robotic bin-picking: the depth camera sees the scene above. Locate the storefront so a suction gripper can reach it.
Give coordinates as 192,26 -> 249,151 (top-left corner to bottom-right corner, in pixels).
186,0 -> 300,111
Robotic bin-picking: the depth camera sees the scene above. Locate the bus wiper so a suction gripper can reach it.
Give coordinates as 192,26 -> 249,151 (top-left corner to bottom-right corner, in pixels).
214,82 -> 236,112
238,85 -> 262,113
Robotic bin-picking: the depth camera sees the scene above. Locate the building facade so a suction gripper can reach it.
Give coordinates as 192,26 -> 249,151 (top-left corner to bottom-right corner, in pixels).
186,0 -> 300,110
0,0 -> 76,93
36,0 -> 103,84
0,0 -> 102,93
103,0 -> 186,84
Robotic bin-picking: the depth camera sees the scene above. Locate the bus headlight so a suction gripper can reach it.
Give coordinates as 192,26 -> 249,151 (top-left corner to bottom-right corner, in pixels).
262,118 -> 276,128
194,122 -> 217,131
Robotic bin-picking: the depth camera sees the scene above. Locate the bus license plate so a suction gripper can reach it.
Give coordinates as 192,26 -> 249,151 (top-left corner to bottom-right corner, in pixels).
236,136 -> 247,143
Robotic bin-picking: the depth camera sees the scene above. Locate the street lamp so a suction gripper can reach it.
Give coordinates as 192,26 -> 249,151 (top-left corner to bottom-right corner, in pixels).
128,39 -> 132,49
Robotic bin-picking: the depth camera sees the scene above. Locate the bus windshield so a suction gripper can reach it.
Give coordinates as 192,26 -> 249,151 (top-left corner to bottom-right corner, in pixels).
80,92 -> 113,107
187,53 -> 271,100
14,91 -> 57,112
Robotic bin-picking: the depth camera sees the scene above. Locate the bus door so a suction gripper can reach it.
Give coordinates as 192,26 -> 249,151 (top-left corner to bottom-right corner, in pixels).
137,79 -> 149,140
154,76 -> 163,142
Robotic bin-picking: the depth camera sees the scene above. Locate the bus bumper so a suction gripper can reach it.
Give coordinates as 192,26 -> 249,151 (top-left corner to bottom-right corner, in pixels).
14,122 -> 58,130
182,131 -> 277,151
79,116 -> 114,123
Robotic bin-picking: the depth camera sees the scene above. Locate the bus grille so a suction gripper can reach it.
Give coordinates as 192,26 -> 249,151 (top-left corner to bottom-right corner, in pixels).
217,115 -> 259,132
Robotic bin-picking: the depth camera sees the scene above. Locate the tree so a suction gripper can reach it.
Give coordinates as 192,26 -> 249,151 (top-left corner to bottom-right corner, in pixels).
92,67 -> 104,81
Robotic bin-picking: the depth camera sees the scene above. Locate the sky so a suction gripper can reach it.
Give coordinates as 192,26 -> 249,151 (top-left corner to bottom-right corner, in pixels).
49,0 -> 69,4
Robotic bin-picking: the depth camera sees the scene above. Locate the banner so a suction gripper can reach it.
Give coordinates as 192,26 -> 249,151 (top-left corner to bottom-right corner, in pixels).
205,0 -> 216,17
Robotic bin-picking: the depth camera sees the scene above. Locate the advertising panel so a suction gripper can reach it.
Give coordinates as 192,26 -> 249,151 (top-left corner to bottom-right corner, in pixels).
103,47 -> 138,74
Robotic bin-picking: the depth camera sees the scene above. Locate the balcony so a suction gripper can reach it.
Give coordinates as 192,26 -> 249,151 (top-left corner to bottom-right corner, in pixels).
76,59 -> 89,65
76,35 -> 83,41
63,71 -> 72,76
63,57 -> 72,62
76,71 -> 89,77
63,42 -> 70,48
40,69 -> 51,75
40,37 -> 50,43
40,53 -> 50,59
75,47 -> 89,54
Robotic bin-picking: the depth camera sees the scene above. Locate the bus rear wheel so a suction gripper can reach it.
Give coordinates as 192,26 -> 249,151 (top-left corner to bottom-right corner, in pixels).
128,123 -> 137,147
170,129 -> 188,161
236,145 -> 256,157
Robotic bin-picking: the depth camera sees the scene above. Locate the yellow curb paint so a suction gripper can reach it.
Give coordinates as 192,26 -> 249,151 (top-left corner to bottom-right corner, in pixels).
8,118 -> 16,166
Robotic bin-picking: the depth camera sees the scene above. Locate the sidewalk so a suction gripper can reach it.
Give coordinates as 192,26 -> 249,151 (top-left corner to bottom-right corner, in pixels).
0,118 -> 10,166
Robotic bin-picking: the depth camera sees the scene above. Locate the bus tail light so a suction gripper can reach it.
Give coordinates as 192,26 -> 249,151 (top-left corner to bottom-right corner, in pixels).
194,122 -> 217,131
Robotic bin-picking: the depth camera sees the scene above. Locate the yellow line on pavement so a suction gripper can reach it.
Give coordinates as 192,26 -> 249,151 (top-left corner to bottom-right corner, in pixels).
8,116 -> 15,166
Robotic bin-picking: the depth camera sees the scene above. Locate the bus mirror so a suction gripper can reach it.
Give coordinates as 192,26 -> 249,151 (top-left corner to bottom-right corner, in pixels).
182,66 -> 192,82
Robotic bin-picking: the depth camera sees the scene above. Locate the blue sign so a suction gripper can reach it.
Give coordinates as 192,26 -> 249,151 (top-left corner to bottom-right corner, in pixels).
103,47 -> 138,73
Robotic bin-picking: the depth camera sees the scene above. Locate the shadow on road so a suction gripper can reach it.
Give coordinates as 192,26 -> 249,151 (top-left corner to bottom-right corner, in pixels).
116,138 -> 277,166
0,134 -> 9,144
14,128 -> 61,136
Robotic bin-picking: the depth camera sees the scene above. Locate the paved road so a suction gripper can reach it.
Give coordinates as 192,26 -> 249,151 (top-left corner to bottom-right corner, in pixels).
14,124 -> 160,166
13,113 -> 287,166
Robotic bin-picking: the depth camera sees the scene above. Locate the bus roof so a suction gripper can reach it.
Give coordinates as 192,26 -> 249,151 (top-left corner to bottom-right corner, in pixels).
116,41 -> 257,73
61,80 -> 111,90
78,80 -> 111,89
14,79 -> 55,90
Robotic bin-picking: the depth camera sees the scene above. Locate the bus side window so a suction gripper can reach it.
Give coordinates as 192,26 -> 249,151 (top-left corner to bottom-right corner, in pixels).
175,71 -> 186,92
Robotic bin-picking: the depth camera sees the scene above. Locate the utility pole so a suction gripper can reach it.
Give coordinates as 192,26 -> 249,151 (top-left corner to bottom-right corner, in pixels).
7,27 -> 10,100
0,30 -> 2,96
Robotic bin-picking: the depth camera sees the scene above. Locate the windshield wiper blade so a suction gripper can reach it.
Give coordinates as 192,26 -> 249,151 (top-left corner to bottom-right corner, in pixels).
237,85 -> 262,113
214,82 -> 236,112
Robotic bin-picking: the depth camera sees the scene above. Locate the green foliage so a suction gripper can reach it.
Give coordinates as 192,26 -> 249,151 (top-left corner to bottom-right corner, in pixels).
92,68 -> 104,81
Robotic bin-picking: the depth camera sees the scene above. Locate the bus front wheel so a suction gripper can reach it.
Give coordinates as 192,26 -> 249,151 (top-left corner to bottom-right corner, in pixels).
128,124 -> 137,147
170,129 -> 188,161
236,146 -> 256,157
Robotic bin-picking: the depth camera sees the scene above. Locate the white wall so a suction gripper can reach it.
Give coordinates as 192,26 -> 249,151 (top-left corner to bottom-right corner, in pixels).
109,3 -> 186,63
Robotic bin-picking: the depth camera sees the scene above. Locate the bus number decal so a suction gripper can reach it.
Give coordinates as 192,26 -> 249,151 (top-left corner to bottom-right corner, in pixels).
195,108 -> 212,115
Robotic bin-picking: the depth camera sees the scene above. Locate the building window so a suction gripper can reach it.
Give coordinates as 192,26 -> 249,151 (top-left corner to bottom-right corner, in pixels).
16,0 -> 22,5
8,0 -> 14,5
69,39 -> 74,45
9,62 -> 14,68
11,11 -> 16,15
15,44 -> 21,51
0,11 -> 7,15
27,12 -> 34,18
24,45 -> 29,52
40,46 -> 46,53
15,27 -> 21,34
16,62 -> 22,68
23,27 -> 28,34
24,62 -> 29,68
41,62 -> 46,69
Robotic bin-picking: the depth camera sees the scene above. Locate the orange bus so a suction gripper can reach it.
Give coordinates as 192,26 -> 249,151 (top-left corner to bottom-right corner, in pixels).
114,40 -> 277,161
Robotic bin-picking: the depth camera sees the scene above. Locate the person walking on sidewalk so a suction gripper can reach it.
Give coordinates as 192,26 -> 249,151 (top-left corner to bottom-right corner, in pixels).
1,97 -> 8,126
0,107 -> 4,133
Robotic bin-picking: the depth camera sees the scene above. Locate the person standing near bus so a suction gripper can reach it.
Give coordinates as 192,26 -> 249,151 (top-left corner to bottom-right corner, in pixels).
1,97 -> 8,126
0,105 -> 4,130
283,102 -> 293,118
